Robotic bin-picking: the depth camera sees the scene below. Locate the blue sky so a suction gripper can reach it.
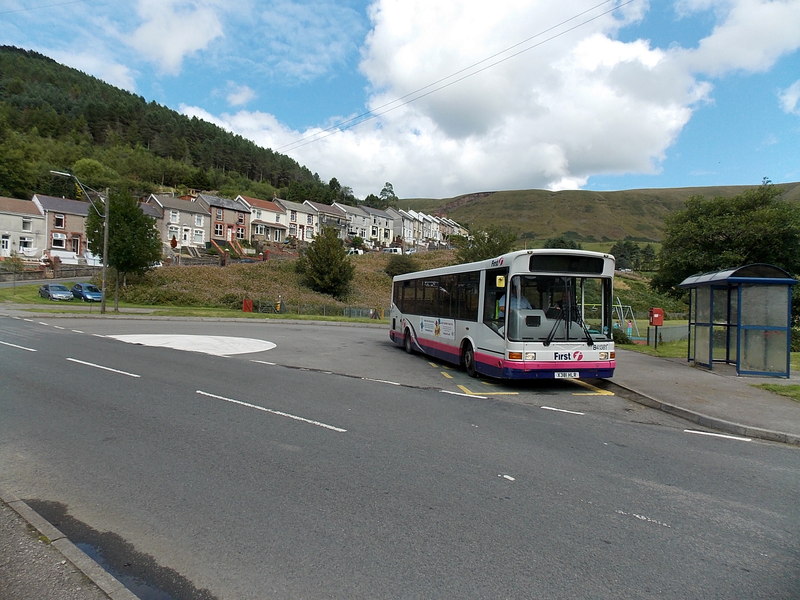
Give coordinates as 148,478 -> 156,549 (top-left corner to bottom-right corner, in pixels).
2,0 -> 799,199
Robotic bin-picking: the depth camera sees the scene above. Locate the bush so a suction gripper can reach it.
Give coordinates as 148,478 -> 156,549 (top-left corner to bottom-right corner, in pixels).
384,255 -> 421,278
613,327 -> 632,344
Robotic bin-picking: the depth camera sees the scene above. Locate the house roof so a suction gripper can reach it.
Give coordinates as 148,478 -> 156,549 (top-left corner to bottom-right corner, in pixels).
305,201 -> 346,217
275,198 -> 314,213
139,202 -> 162,219
0,197 -> 43,216
239,195 -> 284,213
32,194 -> 92,216
360,205 -> 392,219
149,194 -> 208,214
333,202 -> 369,217
196,193 -> 248,212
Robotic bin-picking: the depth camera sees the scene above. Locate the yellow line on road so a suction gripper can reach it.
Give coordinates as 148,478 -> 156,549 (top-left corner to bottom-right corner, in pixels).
571,379 -> 614,396
441,372 -> 453,379
457,384 -> 518,396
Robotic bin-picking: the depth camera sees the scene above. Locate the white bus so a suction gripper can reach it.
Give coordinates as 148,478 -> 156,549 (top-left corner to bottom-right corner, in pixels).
389,249 -> 616,380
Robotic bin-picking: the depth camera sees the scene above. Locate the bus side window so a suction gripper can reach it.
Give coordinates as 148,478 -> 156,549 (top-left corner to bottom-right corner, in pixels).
483,268 -> 507,327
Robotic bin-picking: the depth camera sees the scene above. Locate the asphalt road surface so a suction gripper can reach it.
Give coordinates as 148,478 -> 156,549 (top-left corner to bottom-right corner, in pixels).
1,315 -> 798,599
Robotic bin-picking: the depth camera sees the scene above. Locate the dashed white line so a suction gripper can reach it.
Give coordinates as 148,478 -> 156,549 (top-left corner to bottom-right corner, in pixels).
66,358 -> 141,378
251,360 -> 277,365
499,474 -> 516,481
616,510 -> 671,528
441,390 -> 487,399
196,390 -> 347,432
0,340 -> 36,352
685,429 -> 752,442
363,378 -> 401,386
52,325 -> 65,330
541,406 -> 585,415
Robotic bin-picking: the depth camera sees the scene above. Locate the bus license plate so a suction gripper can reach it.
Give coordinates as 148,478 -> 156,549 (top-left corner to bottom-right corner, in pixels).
555,371 -> 579,379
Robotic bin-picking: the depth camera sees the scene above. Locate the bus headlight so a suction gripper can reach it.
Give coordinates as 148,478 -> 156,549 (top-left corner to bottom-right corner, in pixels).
599,352 -> 612,360
509,351 -> 536,361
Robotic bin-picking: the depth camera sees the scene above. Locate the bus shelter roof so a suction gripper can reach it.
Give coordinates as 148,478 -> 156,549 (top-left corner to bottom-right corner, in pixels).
679,263 -> 796,288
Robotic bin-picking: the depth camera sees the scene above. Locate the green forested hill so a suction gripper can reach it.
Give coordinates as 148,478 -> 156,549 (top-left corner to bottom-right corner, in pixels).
0,46 -> 335,201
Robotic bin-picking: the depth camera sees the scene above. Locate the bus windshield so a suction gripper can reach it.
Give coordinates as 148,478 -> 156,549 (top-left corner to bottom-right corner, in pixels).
504,274 -> 612,343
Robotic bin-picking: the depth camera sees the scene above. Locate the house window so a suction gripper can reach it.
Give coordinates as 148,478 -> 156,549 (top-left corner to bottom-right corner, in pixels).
236,227 -> 245,240
290,210 -> 297,222
237,213 -> 245,224
168,225 -> 179,239
19,237 -> 33,250
194,214 -> 203,227
273,230 -> 283,242
54,214 -> 65,229
170,210 -> 179,223
21,218 -> 32,232
289,224 -> 297,237
52,232 -> 66,248
216,208 -> 223,220
305,228 -> 314,240
255,224 -> 265,236
214,223 -> 223,237
306,214 -> 313,225
193,229 -> 204,244
275,214 -> 281,223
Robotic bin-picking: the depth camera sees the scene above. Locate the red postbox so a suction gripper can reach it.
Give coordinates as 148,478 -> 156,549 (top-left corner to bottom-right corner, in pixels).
649,307 -> 664,327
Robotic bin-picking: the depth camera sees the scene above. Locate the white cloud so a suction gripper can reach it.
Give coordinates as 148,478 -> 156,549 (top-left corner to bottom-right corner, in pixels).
127,0 -> 224,75
51,50 -> 138,92
779,80 -> 800,115
253,0 -> 365,81
226,83 -> 257,107
676,0 -> 800,75
183,0 -> 800,199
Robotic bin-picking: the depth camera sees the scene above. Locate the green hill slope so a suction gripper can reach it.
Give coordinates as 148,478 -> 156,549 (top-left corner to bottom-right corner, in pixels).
400,183 -> 800,242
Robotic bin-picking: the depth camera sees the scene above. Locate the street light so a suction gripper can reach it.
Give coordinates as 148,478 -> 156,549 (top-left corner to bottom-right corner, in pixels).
49,170 -> 109,314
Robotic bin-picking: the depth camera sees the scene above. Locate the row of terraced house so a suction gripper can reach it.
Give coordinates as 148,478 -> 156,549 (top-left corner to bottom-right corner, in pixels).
0,192 -> 466,264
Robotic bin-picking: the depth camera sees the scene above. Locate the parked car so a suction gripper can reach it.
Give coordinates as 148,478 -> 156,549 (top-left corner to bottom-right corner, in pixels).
382,247 -> 403,255
39,283 -> 74,301
71,283 -> 103,302
346,248 -> 364,255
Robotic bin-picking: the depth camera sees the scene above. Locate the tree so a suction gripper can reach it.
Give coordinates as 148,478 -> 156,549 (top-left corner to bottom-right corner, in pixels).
454,225 -> 517,263
544,236 -> 582,249
379,182 -> 398,208
652,182 -> 800,295
86,190 -> 162,309
296,226 -> 354,299
384,254 -> 420,278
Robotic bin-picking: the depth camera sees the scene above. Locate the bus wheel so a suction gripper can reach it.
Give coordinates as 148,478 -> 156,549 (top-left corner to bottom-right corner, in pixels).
404,329 -> 414,354
463,343 -> 478,378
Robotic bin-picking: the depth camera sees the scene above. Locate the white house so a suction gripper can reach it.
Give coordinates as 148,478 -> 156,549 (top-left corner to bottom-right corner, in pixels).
0,197 -> 47,259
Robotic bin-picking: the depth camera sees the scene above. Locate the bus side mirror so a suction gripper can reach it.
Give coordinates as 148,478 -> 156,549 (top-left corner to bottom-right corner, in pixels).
496,275 -> 505,288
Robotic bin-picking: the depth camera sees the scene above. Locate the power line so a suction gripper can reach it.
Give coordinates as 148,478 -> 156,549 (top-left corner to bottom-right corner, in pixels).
276,0 -> 636,153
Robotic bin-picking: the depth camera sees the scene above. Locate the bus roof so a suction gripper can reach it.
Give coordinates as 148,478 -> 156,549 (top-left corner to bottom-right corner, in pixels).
392,248 -> 615,281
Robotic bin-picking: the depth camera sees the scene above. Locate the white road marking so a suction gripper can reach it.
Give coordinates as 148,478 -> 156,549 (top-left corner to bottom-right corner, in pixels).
66,358 -> 141,378
363,378 -> 401,385
0,340 -> 36,352
684,429 -> 752,442
72,329 -> 84,333
541,406 -> 585,415
251,360 -> 277,366
107,334 -> 276,356
616,510 -> 671,528
52,325 -> 65,330
441,390 -> 487,399
499,474 -> 516,481
196,390 -> 347,432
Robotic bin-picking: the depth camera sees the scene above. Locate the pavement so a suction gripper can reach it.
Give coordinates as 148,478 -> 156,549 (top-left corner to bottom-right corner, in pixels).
1,306 -> 799,599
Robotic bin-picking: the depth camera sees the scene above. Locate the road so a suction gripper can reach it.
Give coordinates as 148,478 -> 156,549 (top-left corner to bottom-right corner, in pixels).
1,315 -> 798,599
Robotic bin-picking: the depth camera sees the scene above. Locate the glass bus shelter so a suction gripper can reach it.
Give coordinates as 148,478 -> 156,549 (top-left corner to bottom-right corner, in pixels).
679,264 -> 796,377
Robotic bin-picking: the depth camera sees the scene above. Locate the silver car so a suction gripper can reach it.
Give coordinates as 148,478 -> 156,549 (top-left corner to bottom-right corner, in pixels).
39,283 -> 74,301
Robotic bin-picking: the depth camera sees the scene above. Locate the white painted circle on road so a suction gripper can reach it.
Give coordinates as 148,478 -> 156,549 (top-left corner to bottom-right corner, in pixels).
107,334 -> 276,356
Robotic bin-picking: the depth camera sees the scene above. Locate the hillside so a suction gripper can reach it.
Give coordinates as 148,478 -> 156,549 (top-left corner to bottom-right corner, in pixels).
401,183 -> 800,242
